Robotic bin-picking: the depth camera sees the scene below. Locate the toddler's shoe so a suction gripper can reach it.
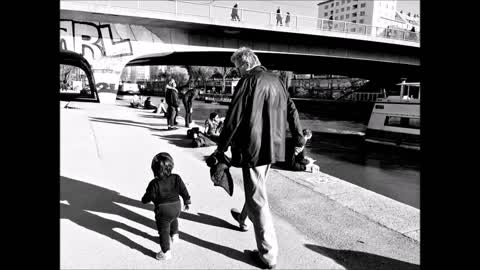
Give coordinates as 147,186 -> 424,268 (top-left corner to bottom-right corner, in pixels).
156,250 -> 172,260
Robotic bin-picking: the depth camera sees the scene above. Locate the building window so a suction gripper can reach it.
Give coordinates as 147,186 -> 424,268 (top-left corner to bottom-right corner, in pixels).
336,2 -> 339,6
331,3 -> 334,7
340,15 -> 344,20
360,11 -> 365,16
353,4 -> 358,9
341,7 -> 344,12
352,12 -> 357,17
347,0 -> 351,3
342,0 -> 345,4
352,20 -> 356,23
325,5 -> 328,9
336,9 -> 339,13
335,16 -> 338,20
361,3 -> 366,8
347,6 -> 350,11
359,19 -> 364,23
346,14 -> 350,18
324,12 -> 328,16
331,10 -> 333,14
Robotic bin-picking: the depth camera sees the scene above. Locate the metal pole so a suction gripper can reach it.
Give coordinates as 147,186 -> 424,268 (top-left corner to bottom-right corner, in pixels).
175,0 -> 178,15
344,21 -> 347,32
270,12 -> 272,25
209,4 -> 212,18
240,8 -> 243,21
296,16 -> 298,29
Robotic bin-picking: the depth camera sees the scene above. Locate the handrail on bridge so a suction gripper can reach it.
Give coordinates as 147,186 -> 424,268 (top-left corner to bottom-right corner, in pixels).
69,1 -> 420,43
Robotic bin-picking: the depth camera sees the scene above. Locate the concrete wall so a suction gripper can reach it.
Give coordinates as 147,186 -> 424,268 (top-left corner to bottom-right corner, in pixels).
60,19 -> 174,103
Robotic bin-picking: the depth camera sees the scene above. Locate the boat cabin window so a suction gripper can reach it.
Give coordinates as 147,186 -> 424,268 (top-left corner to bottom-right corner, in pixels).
385,116 -> 420,129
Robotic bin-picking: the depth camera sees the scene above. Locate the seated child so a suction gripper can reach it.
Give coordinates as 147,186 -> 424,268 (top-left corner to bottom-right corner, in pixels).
204,112 -> 224,142
141,152 -> 191,261
285,129 -> 317,172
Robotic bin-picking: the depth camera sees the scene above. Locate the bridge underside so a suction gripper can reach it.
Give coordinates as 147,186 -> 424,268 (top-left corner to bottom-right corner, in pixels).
128,51 -> 420,82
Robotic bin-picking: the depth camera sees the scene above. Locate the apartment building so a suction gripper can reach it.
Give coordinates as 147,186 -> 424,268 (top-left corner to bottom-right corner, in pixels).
317,0 -> 405,33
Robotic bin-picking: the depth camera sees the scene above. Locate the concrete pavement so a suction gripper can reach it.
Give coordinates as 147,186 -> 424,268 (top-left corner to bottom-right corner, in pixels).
60,101 -> 419,269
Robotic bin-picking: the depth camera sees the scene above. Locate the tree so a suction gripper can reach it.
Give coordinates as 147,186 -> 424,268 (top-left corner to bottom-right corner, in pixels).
188,66 -> 215,90
159,66 -> 190,87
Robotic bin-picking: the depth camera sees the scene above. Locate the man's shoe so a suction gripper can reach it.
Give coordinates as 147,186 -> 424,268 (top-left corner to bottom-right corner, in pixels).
231,208 -> 248,231
246,250 -> 276,269
156,250 -> 172,260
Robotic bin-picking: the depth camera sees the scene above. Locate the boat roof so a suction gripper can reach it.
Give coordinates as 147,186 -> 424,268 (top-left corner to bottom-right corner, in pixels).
396,82 -> 420,86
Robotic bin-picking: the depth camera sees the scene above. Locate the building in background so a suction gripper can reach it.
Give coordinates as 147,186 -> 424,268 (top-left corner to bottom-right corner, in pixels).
316,0 -> 419,34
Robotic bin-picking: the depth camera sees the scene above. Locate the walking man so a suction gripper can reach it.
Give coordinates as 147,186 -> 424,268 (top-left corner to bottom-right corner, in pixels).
182,84 -> 198,128
212,47 -> 304,269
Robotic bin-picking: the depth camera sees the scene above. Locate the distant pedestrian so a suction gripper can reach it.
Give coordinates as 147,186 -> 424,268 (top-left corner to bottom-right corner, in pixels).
410,26 -> 416,40
182,86 -> 198,128
285,12 -> 291,27
328,15 -> 333,30
141,152 -> 191,261
231,3 -> 240,21
276,7 -> 283,26
165,78 -> 180,130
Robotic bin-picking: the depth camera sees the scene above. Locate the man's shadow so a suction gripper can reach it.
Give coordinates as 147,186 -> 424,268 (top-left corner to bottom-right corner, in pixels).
305,244 -> 420,270
60,176 -> 258,266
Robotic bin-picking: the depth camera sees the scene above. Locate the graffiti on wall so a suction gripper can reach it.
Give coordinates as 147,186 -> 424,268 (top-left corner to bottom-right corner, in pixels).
60,20 -> 133,60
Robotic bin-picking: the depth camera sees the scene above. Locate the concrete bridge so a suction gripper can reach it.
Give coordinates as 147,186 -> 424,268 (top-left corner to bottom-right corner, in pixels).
60,1 -> 420,104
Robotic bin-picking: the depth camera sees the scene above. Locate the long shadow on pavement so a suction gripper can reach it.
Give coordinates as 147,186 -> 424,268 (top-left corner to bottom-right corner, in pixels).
180,212 -> 240,231
150,134 -> 194,148
61,176 -> 258,266
89,117 -> 167,131
60,176 -> 158,258
305,244 -> 420,270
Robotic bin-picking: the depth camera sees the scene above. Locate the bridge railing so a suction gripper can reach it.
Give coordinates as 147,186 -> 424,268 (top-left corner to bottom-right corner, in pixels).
75,1 -> 419,43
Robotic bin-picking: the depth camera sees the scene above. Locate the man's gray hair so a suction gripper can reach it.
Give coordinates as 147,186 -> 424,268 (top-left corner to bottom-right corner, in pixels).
230,47 -> 261,69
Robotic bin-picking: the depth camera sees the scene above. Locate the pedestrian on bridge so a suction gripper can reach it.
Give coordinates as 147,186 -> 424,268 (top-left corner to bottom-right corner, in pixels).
231,3 -> 240,21
285,12 -> 291,27
212,47 -> 304,269
276,7 -> 283,26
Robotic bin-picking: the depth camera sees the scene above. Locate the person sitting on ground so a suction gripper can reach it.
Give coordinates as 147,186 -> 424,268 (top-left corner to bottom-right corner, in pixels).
155,98 -> 168,116
204,112 -> 224,141
284,129 -> 318,172
144,97 -> 158,112
130,94 -> 142,108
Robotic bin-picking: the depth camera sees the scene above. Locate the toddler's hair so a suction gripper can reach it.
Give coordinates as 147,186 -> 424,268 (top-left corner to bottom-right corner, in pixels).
151,152 -> 174,178
209,112 -> 218,120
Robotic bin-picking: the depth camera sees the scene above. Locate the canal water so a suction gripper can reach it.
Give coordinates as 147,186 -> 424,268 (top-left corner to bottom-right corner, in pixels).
121,96 -> 420,209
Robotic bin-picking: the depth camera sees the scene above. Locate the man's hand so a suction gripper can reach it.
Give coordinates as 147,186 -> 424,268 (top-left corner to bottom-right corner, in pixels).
190,108 -> 193,113
184,204 -> 190,211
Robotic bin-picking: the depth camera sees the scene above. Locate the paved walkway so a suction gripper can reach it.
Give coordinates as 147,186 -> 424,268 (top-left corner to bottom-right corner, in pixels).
60,102 -> 419,269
